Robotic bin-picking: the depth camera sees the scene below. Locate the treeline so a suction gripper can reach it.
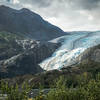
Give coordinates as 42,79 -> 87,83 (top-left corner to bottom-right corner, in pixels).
1,73 -> 100,100
34,73 -> 100,100
0,82 -> 31,100
1,60 -> 100,100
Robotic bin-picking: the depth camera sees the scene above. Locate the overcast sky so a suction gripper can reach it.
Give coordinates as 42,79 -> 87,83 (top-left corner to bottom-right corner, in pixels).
0,0 -> 100,31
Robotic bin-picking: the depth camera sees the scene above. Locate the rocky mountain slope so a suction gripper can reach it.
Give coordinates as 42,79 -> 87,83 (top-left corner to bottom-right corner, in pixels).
3,44 -> 100,87
0,5 -> 100,80
0,5 -> 66,78
0,31 -> 60,78
76,44 -> 100,64
0,5 -> 65,41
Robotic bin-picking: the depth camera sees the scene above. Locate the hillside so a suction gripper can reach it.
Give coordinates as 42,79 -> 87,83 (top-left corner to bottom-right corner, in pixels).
0,5 -> 66,78
0,31 -> 61,78
2,44 -> 100,88
0,5 -> 66,41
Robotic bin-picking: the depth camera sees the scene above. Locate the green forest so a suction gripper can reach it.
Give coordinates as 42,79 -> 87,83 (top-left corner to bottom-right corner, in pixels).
1,72 -> 100,100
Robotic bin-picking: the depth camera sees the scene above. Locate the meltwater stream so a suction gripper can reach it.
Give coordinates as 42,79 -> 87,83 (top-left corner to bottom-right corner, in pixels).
39,31 -> 100,71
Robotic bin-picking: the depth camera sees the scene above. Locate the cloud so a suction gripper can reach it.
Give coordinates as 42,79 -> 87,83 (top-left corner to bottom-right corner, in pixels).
0,0 -> 100,31
16,0 -> 52,7
69,0 -> 100,10
13,0 -> 20,4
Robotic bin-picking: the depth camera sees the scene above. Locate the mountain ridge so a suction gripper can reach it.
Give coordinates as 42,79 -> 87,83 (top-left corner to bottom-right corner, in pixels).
0,5 -> 66,41
0,5 -> 65,78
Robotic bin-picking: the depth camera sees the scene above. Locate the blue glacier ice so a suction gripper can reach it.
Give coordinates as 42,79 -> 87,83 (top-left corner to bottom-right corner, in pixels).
39,31 -> 100,71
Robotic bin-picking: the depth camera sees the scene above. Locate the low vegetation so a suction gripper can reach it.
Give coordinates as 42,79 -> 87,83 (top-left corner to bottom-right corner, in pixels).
0,55 -> 100,100
0,82 -> 31,100
1,72 -> 100,100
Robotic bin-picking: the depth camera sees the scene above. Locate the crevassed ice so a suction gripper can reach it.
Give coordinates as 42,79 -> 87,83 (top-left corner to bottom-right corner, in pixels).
39,31 -> 100,71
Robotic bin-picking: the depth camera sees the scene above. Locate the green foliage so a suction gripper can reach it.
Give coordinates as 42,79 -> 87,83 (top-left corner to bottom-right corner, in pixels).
0,31 -> 24,40
0,31 -> 25,62
1,73 -> 100,100
0,81 -> 31,100
33,73 -> 100,100
1,58 -> 100,100
0,31 -> 24,49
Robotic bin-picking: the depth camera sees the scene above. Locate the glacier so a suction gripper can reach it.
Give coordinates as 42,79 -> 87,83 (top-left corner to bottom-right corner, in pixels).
39,31 -> 100,71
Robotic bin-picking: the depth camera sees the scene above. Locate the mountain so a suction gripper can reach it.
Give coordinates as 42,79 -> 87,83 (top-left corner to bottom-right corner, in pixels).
0,30 -> 100,78
76,44 -> 100,64
3,44 -> 100,87
0,31 -> 60,78
0,5 -> 100,80
2,44 -> 100,88
0,5 -> 66,78
0,5 -> 66,41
